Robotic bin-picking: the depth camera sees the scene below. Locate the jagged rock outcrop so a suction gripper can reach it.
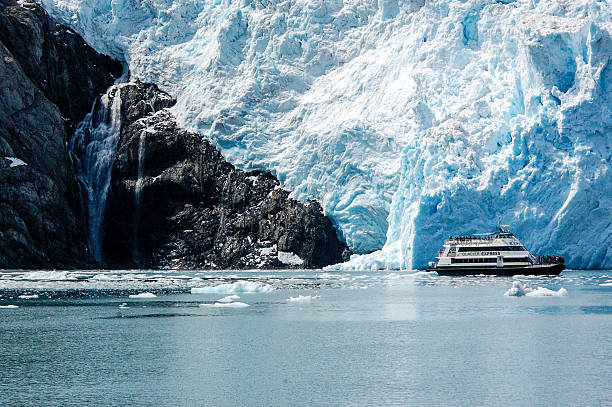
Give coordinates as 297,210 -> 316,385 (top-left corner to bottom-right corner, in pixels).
0,0 -> 347,270
0,0 -> 121,268
102,81 -> 350,269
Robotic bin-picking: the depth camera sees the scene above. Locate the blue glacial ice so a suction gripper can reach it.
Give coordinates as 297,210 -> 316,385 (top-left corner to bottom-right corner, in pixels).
38,0 -> 612,269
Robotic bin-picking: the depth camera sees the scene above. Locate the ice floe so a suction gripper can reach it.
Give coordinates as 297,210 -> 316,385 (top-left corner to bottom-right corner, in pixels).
0,305 -> 19,309
286,295 -> 320,303
191,281 -> 273,294
19,271 -> 74,281
217,295 -> 240,303
199,302 -> 250,308
504,281 -> 568,297
128,292 -> 157,298
18,294 -> 39,299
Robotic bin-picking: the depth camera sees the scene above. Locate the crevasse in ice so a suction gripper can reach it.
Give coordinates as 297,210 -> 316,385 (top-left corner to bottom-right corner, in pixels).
39,0 -> 612,269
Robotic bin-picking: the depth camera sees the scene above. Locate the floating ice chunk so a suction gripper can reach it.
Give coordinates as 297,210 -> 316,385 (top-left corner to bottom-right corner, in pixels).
199,302 -> 250,308
524,286 -> 568,297
0,305 -> 19,309
599,283 -> 612,287
277,251 -> 304,266
119,303 -> 129,308
18,294 -> 38,299
191,281 -> 273,294
504,281 -> 568,297
171,275 -> 192,280
91,274 -> 119,281
19,271 -> 74,281
504,282 -> 530,296
385,271 -> 437,280
286,295 -> 321,303
128,292 -> 157,298
217,295 -> 240,303
3,157 -> 27,167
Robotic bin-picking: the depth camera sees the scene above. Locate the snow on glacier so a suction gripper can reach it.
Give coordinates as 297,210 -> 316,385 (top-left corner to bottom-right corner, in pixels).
38,0 -> 612,269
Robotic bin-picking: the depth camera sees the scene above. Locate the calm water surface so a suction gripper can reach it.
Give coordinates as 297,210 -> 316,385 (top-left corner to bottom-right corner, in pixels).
0,270 -> 610,406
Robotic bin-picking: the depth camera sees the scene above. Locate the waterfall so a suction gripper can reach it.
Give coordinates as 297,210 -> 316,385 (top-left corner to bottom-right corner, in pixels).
132,129 -> 147,266
70,84 -> 124,263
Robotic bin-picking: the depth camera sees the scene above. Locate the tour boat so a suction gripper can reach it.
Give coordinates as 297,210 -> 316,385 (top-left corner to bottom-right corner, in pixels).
426,225 -> 565,276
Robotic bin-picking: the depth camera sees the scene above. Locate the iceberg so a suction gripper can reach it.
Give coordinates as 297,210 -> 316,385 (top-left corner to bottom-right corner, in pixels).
38,0 -> 612,269
504,281 -> 568,297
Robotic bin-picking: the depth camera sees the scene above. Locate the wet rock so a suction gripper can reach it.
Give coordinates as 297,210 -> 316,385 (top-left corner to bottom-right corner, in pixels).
0,0 -> 121,268
0,0 -> 123,132
102,82 -> 349,269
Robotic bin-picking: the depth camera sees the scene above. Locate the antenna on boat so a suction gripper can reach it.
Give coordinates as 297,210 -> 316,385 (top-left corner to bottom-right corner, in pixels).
497,216 -> 510,234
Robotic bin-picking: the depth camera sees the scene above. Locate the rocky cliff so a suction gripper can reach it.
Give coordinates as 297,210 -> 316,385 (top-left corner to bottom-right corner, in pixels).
99,82 -> 349,269
0,0 -> 121,268
0,0 -> 348,270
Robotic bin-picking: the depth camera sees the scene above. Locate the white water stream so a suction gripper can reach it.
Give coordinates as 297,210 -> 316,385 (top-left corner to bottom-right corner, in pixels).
132,128 -> 147,266
70,84 -> 124,262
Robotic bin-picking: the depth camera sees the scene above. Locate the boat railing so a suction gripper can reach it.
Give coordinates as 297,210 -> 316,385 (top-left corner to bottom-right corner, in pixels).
535,255 -> 564,265
446,232 -> 514,242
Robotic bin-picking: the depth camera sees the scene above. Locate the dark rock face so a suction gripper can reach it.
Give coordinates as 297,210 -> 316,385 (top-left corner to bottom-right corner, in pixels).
0,0 -> 347,270
102,82 -> 349,269
0,0 -> 123,132
0,0 -> 121,268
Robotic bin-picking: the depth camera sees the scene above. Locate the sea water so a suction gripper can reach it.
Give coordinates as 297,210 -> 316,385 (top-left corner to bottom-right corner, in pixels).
0,270 -> 610,406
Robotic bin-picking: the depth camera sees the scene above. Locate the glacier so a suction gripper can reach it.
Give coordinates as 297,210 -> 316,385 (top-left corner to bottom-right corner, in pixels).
37,0 -> 612,269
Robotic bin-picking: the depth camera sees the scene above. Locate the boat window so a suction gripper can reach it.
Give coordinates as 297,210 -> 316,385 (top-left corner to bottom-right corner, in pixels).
451,258 -> 497,264
457,246 -> 526,252
505,257 -> 531,262
450,257 -> 531,264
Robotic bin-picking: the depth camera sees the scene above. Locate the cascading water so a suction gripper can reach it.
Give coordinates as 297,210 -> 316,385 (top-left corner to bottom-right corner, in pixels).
70,84 -> 124,262
132,128 -> 147,266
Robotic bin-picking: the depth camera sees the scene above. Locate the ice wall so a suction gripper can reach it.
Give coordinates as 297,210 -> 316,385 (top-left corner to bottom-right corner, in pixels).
40,0 -> 612,269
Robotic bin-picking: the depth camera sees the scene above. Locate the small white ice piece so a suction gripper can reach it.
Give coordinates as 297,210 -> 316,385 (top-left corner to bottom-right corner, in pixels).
286,294 -> 321,303
191,281 -> 273,294
18,294 -> 38,299
217,295 -> 240,303
128,292 -> 157,298
199,302 -> 250,308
